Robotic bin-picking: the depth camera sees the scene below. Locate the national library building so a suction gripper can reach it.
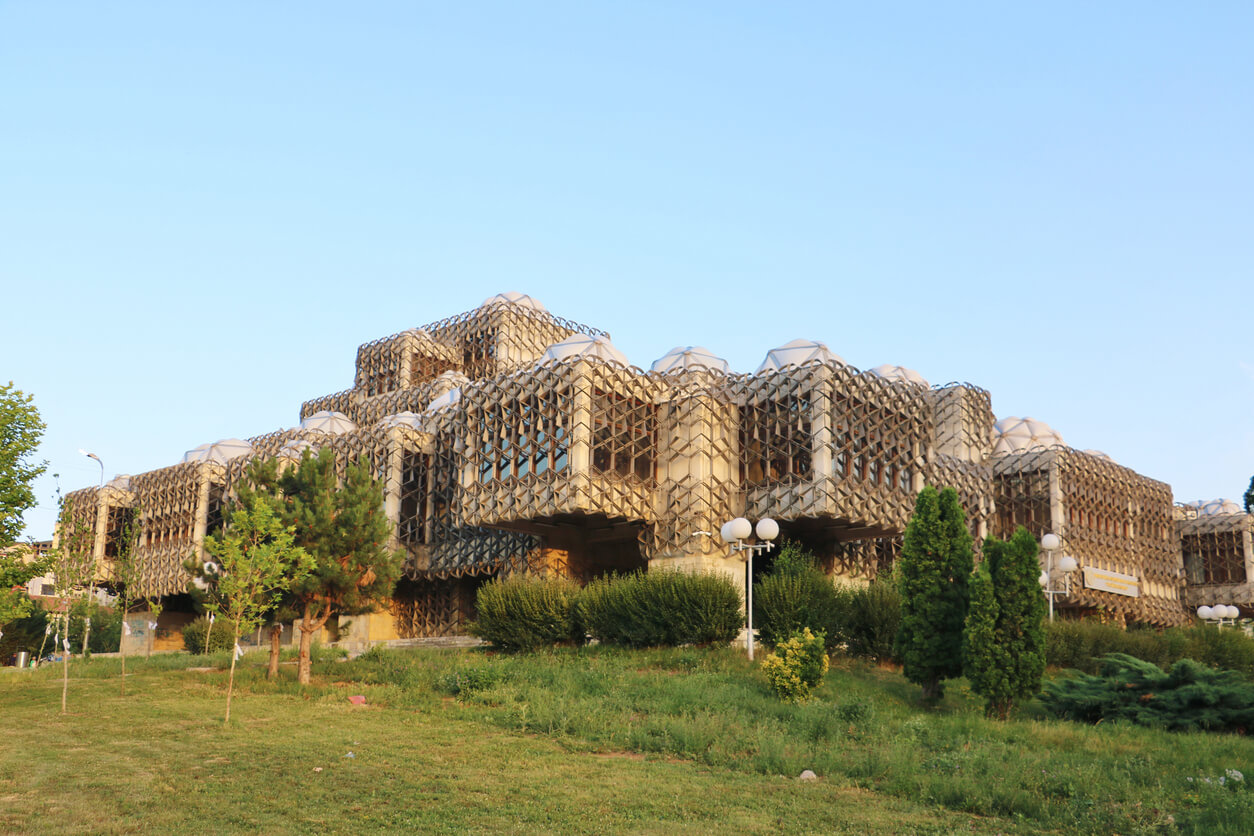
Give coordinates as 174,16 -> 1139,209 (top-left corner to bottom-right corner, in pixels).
54,293 -> 1253,649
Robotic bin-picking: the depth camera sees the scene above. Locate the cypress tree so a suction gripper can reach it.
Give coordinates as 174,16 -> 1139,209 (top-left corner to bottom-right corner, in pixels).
895,485 -> 974,701
964,526 -> 1047,719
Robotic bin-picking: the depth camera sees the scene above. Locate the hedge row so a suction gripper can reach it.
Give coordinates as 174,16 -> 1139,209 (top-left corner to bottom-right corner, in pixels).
470,570 -> 742,651
1046,618 -> 1254,677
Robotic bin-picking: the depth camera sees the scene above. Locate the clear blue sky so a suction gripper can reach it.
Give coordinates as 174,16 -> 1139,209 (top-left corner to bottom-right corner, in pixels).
3,2 -> 1251,540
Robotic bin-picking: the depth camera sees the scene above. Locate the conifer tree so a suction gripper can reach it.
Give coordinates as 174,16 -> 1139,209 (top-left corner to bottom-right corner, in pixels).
895,485 -> 974,701
964,526 -> 1047,719
1244,475 -> 1253,514
278,450 -> 400,685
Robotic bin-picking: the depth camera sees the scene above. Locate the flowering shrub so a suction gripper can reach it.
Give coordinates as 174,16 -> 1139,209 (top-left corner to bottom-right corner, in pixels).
761,628 -> 828,703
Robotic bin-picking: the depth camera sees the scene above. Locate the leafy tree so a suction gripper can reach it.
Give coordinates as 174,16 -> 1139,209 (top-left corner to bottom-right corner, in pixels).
187,458 -> 296,679
0,543 -> 47,637
202,493 -> 312,722
0,382 -> 47,549
108,504 -> 164,692
895,485 -> 974,701
277,450 -> 400,685
964,527 -> 1047,719
49,498 -> 96,713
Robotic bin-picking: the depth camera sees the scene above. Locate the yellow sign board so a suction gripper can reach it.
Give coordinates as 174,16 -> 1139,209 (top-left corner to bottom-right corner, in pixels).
1083,567 -> 1140,598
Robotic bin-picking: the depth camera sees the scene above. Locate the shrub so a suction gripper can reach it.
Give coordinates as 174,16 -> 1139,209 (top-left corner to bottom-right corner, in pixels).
469,575 -> 582,651
837,581 -> 901,663
182,616 -> 236,654
754,542 -> 842,651
76,602 -> 122,655
435,665 -> 504,697
1046,619 -> 1254,678
1041,652 -> 1254,733
576,570 -> 741,648
761,628 -> 828,703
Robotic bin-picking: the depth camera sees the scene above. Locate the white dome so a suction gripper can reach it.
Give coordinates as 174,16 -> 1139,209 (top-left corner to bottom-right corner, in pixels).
278,438 -> 316,459
1083,449 -> 1114,462
991,417 -> 1065,457
1187,498 -> 1244,516
299,411 -> 358,435
106,474 -> 132,490
650,346 -> 730,375
431,370 -> 470,397
182,438 -> 254,465
868,364 -> 929,388
427,387 -> 462,412
755,339 -> 844,374
479,292 -> 547,313
540,334 -> 630,367
378,411 -> 428,431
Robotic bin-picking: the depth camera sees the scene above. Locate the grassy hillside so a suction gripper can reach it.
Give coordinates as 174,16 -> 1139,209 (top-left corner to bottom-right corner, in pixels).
1,646 -> 1251,834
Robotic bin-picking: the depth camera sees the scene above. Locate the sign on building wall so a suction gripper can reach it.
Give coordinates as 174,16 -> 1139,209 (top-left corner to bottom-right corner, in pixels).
1083,567 -> 1140,598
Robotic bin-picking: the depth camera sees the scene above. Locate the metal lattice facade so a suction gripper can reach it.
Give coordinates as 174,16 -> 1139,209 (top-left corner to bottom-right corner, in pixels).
57,292 -> 1223,636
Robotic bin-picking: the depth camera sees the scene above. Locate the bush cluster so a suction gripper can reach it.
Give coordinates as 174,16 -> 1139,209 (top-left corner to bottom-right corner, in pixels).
835,582 -> 901,663
471,570 -> 742,651
754,544 -> 841,650
182,616 -> 237,654
469,575 -> 582,650
760,627 -> 828,703
1047,619 -> 1254,677
753,542 -> 901,663
1042,652 -> 1254,733
577,570 -> 742,647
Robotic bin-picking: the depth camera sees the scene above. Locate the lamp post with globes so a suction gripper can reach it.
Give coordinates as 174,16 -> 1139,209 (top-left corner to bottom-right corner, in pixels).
1038,533 -> 1078,623
719,516 -> 779,661
78,449 -> 104,656
1197,604 -> 1240,627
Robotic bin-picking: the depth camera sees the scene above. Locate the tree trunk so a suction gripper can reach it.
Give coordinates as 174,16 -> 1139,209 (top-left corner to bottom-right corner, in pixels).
267,624 -> 282,680
225,619 -> 240,723
61,644 -> 69,713
921,677 -> 943,703
297,602 -> 330,685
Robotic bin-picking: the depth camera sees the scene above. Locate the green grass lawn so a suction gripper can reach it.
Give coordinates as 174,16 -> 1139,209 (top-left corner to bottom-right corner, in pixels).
2,646 -> 1251,835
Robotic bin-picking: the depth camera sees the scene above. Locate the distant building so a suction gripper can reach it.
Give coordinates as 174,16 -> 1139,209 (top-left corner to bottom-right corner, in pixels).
59,292 -> 1221,644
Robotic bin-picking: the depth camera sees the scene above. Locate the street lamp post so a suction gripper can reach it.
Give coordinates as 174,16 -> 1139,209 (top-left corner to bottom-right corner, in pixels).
1197,604 -> 1240,627
719,517 -> 779,661
1038,533 -> 1078,623
78,449 -> 104,656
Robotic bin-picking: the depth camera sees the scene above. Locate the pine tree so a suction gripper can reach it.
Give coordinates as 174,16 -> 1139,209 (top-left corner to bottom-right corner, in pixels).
1244,475 -> 1253,514
964,526 -> 1047,719
278,450 -> 400,685
895,485 -> 974,701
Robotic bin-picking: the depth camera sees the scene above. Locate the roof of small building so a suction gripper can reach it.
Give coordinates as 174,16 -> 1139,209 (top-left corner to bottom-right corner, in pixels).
182,438 -> 254,465
479,291 -> 547,312
427,387 -> 462,412
755,339 -> 845,374
540,334 -> 630,367
650,346 -> 730,375
300,411 -> 359,435
378,411 -> 428,430
1184,498 -> 1244,516
868,364 -> 929,388
991,416 -> 1065,457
